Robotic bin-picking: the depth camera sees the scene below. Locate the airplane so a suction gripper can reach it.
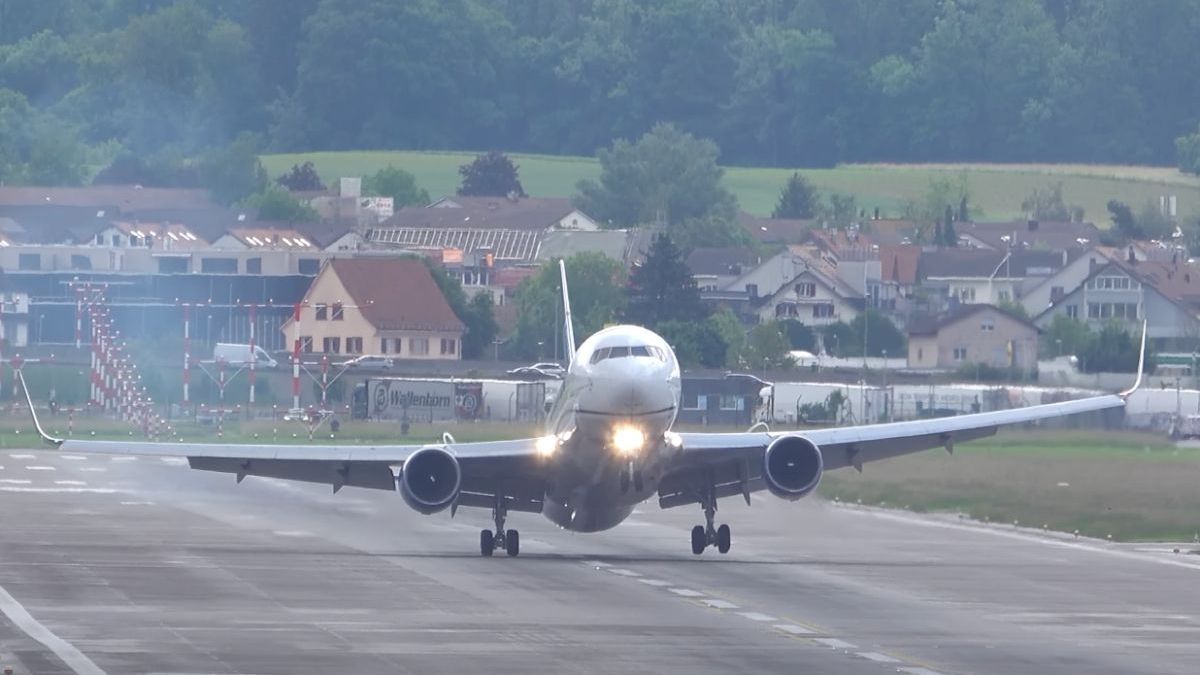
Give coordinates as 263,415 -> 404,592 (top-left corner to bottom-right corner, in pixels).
21,261 -> 1144,557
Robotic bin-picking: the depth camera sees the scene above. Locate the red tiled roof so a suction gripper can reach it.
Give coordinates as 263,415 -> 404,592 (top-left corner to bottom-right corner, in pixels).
880,245 -> 920,285
327,258 -> 465,333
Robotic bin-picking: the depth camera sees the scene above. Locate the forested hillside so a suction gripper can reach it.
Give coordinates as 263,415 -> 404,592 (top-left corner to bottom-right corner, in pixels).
3,0 -> 1200,186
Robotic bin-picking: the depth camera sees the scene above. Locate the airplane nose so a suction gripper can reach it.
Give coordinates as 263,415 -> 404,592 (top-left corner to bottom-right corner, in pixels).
584,359 -> 674,416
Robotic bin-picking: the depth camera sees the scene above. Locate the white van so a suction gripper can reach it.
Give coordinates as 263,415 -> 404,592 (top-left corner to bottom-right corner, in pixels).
213,342 -> 278,368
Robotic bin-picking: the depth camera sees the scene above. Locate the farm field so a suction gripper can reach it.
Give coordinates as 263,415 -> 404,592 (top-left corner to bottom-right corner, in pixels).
262,150 -> 1200,221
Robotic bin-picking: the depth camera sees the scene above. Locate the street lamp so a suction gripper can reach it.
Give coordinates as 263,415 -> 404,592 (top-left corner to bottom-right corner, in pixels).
37,313 -> 44,346
1055,338 -> 1062,358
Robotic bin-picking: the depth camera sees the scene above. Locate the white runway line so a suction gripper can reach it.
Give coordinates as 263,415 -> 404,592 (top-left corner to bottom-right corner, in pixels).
857,652 -> 902,664
636,578 -> 671,587
120,501 -> 154,506
584,560 -> 612,568
607,568 -> 642,577
8,453 -> 35,459
79,467 -> 107,473
814,638 -> 857,650
61,455 -> 87,461
0,583 -> 106,675
0,479 -> 32,485
737,612 -> 778,622
160,457 -> 187,465
0,487 -> 117,494
898,668 -> 947,675
25,465 -> 56,471
54,480 -> 86,486
773,623 -> 816,636
702,599 -> 739,610
110,456 -> 137,462
668,588 -> 705,598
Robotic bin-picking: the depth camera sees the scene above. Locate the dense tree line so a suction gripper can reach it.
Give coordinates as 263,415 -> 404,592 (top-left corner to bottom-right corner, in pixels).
2,0 -> 1200,187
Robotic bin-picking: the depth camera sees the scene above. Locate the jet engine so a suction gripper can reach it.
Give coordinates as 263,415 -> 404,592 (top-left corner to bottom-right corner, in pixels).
762,435 -> 823,500
399,446 -> 462,514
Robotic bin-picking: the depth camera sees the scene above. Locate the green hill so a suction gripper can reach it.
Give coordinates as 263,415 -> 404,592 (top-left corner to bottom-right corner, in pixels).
262,151 -> 1200,222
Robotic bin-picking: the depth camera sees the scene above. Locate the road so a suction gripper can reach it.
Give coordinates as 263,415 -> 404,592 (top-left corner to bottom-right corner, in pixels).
0,448 -> 1198,674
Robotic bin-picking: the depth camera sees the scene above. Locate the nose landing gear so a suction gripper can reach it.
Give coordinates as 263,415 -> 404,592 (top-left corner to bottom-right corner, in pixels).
480,495 -> 520,557
619,462 -> 645,494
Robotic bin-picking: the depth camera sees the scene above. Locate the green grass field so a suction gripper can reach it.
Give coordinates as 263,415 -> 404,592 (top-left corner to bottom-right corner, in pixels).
262,150 -> 1200,221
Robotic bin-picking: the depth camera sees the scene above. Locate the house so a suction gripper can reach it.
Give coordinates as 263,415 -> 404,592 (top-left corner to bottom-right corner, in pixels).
738,212 -> 812,244
957,219 -> 1100,253
920,248 -> 1067,309
212,227 -> 321,251
721,245 -> 863,326
1034,256 -> 1200,350
677,375 -> 765,426
429,195 -> 600,231
686,247 -> 762,291
1020,247 -> 1121,317
282,257 -> 465,360
907,304 -> 1039,372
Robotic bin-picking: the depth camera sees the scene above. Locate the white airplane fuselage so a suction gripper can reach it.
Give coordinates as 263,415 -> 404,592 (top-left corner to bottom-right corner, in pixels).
539,324 -> 681,532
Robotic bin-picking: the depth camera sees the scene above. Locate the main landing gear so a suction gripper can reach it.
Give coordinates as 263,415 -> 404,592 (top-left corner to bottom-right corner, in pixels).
480,495 -> 519,557
690,487 -> 731,555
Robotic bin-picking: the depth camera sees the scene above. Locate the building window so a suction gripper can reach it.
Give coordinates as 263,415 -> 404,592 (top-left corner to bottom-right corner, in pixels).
997,290 -> 1011,302
300,336 -> 314,352
410,337 -> 429,355
1087,302 -> 1138,320
682,394 -> 707,411
346,337 -> 363,354
918,348 -> 923,361
812,303 -> 835,318
18,253 -> 40,270
246,257 -> 262,274
298,258 -> 320,275
323,336 -> 341,353
200,257 -> 237,274
440,338 -> 457,355
332,302 -> 344,320
380,338 -> 389,354
953,347 -> 968,361
956,287 -> 976,302
981,319 -> 995,332
314,303 -> 327,321
719,395 -> 744,411
71,254 -> 92,270
795,282 -> 816,298
1088,276 -> 1137,291
1065,304 -> 1079,319
1050,285 -> 1065,301
776,303 -> 799,318
158,257 -> 187,273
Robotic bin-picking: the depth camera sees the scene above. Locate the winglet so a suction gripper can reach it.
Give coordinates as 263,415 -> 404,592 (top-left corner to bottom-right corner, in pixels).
559,259 -> 577,362
16,370 -> 64,447
1119,319 -> 1148,400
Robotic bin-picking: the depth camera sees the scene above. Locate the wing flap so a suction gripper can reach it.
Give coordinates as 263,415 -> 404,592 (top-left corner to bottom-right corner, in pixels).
189,457 -> 396,490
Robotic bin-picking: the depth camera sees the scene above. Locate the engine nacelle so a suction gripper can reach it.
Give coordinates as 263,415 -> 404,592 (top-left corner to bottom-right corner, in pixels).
762,435 -> 823,501
399,446 -> 462,515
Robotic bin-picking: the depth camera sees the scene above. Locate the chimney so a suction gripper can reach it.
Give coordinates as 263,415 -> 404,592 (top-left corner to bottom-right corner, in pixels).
1027,220 -> 1039,232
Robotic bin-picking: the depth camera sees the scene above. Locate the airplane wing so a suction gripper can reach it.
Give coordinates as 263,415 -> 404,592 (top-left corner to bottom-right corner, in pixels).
17,373 -> 548,514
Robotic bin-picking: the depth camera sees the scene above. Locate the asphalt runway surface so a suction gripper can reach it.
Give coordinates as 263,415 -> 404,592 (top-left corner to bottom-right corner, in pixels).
0,448 -> 1199,674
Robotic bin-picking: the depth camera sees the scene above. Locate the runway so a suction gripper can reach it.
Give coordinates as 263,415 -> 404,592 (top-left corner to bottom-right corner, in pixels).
1,449 -> 1199,674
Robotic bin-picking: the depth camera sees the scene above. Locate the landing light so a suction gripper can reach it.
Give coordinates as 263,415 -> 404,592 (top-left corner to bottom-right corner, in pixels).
611,425 -> 645,457
535,435 -> 558,457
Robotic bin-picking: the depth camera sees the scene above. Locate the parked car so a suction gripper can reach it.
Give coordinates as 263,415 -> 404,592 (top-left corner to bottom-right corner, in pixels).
506,362 -> 566,378
213,342 -> 278,368
338,355 -> 395,370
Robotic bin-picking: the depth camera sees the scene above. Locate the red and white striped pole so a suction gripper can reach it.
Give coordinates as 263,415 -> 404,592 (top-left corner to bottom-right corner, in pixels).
320,353 -> 329,406
74,284 -> 83,349
291,302 -> 302,411
248,303 -> 257,405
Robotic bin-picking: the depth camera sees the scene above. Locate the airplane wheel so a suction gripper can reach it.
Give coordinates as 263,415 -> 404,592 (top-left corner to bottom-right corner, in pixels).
716,524 -> 731,554
619,471 -> 630,493
633,471 -> 644,493
505,529 -> 520,557
480,529 -> 494,557
690,525 -> 706,555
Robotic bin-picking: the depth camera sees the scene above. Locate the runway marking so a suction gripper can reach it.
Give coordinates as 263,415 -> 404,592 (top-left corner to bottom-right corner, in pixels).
898,668 -> 946,675
737,611 -> 778,622
0,487 -> 117,494
585,560 -> 612,568
61,455 -> 87,461
160,457 -> 187,465
607,568 -> 642,577
273,530 -> 314,537
814,637 -> 857,650
79,467 -> 106,473
26,465 -> 56,471
8,453 -> 35,459
702,599 -> 739,610
636,578 -> 672,587
120,501 -> 154,506
0,479 -> 32,485
0,583 -> 106,675
110,456 -> 137,462
668,588 -> 705,598
773,623 -> 816,636
857,652 -> 901,663
54,480 -> 86,486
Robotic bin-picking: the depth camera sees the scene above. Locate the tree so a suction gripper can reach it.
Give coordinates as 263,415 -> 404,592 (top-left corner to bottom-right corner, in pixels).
624,233 -> 707,328
276,161 -> 325,191
772,172 -> 819,219
364,165 -> 431,207
1178,125 -> 1200,175
424,260 -> 498,360
820,322 -> 856,356
848,309 -> 906,357
196,133 -> 267,205
241,187 -> 319,222
1040,314 -> 1090,359
734,321 -> 794,371
780,319 -> 816,351
575,122 -> 742,248
656,320 -> 727,369
1020,182 -> 1080,222
1077,322 -> 1153,374
457,150 -> 526,197
512,253 -> 625,360
1107,200 -> 1138,240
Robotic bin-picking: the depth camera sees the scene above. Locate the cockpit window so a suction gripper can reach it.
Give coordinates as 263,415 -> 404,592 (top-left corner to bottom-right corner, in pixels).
590,344 -> 667,364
